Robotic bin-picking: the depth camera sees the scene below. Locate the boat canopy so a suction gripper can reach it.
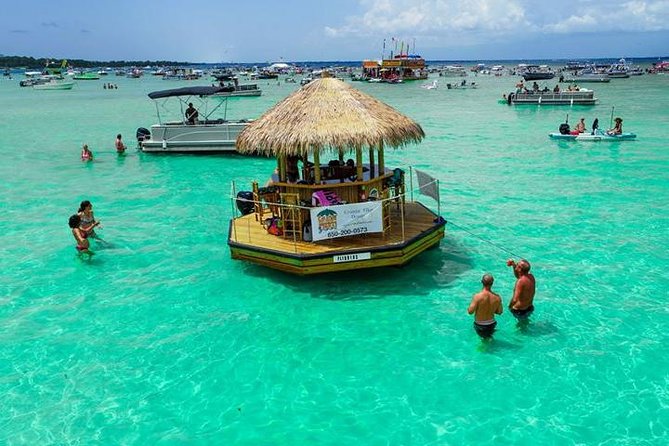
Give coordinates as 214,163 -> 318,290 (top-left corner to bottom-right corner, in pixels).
147,86 -> 227,99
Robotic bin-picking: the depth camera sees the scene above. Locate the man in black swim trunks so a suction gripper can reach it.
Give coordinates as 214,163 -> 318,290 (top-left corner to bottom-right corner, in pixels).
467,274 -> 503,339
507,259 -> 536,320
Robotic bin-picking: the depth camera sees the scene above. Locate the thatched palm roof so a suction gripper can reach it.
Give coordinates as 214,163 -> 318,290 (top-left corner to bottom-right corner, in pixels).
236,77 -> 424,156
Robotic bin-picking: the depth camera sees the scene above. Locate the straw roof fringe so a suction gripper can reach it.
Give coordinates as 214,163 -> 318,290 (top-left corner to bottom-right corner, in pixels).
236,77 -> 424,156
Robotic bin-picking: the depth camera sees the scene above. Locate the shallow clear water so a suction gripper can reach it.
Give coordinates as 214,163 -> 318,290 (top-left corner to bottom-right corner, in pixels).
1,69 -> 668,445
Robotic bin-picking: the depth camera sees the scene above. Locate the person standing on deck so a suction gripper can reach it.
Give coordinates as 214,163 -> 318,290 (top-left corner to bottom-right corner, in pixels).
185,102 -> 199,125
507,259 -> 536,320
468,274 -> 503,339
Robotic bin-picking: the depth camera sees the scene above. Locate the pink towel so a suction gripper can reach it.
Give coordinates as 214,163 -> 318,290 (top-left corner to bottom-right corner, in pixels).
312,190 -> 343,206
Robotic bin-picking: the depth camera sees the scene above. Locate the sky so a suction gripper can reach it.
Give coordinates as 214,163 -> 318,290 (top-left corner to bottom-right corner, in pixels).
2,0 -> 668,63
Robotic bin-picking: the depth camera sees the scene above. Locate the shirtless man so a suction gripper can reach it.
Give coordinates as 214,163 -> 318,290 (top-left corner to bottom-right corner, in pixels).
115,134 -> 126,153
467,274 -> 503,339
507,259 -> 536,320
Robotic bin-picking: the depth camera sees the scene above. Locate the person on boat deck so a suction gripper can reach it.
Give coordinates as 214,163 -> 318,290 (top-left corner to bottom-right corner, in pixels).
468,274 -> 503,339
532,82 -> 539,92
81,144 -> 93,161
185,102 -> 199,125
286,155 -> 300,183
607,117 -> 623,135
553,84 -> 560,93
570,118 -> 586,135
507,259 -> 536,322
115,134 -> 126,153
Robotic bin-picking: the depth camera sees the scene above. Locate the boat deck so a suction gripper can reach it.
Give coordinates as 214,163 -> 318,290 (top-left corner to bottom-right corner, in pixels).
228,201 -> 446,274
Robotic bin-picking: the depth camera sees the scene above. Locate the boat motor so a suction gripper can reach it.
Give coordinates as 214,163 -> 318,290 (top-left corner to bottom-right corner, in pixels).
236,191 -> 255,216
559,123 -> 570,135
136,127 -> 151,144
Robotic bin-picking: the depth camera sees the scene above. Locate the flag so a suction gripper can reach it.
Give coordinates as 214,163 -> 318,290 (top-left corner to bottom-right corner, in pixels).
414,169 -> 439,202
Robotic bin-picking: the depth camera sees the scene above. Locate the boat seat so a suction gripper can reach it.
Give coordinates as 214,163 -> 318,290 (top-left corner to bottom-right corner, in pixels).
252,182 -> 279,222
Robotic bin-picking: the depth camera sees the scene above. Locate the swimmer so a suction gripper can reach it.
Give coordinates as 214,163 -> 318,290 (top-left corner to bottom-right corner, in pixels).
507,259 -> 536,320
81,144 -> 93,161
467,273 -> 503,339
78,200 -> 101,238
115,134 -> 126,153
69,214 -> 93,256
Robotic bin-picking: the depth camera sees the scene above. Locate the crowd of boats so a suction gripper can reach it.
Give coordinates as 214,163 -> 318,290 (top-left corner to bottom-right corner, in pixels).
6,51 -> 661,275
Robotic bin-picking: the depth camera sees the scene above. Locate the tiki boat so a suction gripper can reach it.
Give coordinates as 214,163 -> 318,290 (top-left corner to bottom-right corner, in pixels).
228,76 -> 446,275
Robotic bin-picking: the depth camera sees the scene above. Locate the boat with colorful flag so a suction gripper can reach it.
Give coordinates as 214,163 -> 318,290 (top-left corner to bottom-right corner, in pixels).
228,75 -> 445,275
362,38 -> 428,82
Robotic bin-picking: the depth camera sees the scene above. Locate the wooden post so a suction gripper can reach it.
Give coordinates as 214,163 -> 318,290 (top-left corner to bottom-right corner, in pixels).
302,152 -> 309,182
313,149 -> 321,184
368,147 -> 375,179
356,147 -> 363,181
378,142 -> 385,175
279,155 -> 286,182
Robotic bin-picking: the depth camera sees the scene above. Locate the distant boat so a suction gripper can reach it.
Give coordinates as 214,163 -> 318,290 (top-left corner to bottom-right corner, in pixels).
33,79 -> 75,90
362,43 -> 428,81
73,72 -> 100,80
211,75 -> 262,97
520,64 -> 556,81
421,79 -> 438,90
446,79 -> 476,89
504,89 -> 597,105
549,130 -> 636,141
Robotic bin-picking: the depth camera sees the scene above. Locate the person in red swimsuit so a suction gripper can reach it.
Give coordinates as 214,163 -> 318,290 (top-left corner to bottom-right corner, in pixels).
115,134 -> 126,153
69,214 -> 93,256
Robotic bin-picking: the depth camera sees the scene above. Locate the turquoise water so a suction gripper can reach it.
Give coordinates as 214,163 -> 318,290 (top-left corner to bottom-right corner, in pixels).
1,69 -> 668,445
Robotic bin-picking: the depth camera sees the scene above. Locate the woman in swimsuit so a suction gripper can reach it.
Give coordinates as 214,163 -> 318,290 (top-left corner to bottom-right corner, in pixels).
78,200 -> 101,237
81,144 -> 93,161
69,214 -> 92,255
607,117 -> 623,135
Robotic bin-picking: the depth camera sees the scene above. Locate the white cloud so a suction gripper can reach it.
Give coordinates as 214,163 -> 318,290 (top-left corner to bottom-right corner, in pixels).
326,0 -> 669,38
326,0 -> 530,36
544,1 -> 669,33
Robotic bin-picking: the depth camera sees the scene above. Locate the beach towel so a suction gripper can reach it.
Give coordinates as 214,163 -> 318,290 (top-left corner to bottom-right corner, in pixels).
311,190 -> 344,207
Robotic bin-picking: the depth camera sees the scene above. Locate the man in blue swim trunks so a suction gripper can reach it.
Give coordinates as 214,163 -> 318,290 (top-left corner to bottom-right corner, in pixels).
507,259 -> 536,320
467,274 -> 503,339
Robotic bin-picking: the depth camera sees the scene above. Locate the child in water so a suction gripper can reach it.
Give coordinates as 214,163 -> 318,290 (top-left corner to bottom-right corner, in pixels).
69,214 -> 93,256
81,144 -> 93,161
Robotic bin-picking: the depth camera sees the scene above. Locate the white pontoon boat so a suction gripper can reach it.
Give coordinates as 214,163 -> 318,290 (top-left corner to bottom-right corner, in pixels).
138,86 -> 251,153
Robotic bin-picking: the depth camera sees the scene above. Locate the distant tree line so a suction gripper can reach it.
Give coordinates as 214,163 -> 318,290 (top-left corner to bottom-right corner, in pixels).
0,55 -> 190,68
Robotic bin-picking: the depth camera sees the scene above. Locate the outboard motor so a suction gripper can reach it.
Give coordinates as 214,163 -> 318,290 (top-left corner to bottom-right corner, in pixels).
559,123 -> 570,135
591,118 -> 599,135
236,191 -> 255,216
136,127 -> 151,144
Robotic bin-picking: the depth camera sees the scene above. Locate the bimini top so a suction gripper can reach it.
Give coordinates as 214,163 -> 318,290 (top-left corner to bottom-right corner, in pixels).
147,86 -> 230,99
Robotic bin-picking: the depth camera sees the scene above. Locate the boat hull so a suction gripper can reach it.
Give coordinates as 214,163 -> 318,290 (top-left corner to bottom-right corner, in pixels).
522,73 -> 555,81
509,91 -> 597,105
228,202 -> 446,275
549,132 -> 637,141
141,121 -> 248,152
213,89 -> 262,98
33,81 -> 75,90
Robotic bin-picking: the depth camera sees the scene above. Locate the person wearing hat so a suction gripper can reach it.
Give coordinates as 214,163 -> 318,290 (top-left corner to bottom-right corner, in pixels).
607,117 -> 623,135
